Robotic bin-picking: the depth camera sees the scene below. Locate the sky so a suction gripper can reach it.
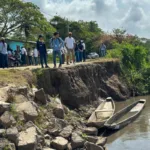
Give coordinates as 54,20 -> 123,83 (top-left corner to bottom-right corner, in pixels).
24,0 -> 150,38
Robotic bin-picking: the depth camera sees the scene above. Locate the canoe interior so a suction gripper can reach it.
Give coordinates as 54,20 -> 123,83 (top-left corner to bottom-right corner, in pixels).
106,99 -> 146,125
88,97 -> 115,126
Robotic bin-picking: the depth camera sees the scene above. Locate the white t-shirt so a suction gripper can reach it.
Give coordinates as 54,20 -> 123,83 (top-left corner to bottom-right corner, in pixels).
82,43 -> 86,50
33,48 -> 38,57
21,48 -> 27,55
1,43 -> 8,55
65,37 -> 75,49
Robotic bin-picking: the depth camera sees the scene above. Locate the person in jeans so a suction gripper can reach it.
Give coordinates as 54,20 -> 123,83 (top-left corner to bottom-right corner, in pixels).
1,38 -> 8,68
100,43 -> 106,57
0,39 -> 3,68
36,35 -> 49,68
33,46 -> 38,65
65,32 -> 75,65
50,32 -> 64,68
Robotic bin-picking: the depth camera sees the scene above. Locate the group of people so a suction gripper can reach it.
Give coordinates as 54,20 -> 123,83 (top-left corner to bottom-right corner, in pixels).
0,31 -> 87,69
36,32 -> 86,68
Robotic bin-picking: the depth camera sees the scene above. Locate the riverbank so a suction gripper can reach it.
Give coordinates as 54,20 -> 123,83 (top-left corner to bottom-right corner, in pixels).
0,59 -> 130,150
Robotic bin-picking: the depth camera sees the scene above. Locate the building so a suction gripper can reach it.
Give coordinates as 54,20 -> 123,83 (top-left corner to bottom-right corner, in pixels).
6,39 -> 36,51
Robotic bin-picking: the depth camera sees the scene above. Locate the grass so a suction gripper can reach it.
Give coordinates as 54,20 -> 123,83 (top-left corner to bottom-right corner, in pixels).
0,69 -> 35,87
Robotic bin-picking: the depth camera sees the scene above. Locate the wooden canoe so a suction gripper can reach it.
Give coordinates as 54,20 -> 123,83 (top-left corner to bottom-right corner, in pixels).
105,99 -> 146,130
87,97 -> 115,128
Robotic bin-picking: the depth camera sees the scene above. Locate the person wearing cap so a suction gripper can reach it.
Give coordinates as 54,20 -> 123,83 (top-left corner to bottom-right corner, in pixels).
65,32 -> 75,65
36,35 -> 49,68
50,32 -> 64,68
1,38 -> 8,68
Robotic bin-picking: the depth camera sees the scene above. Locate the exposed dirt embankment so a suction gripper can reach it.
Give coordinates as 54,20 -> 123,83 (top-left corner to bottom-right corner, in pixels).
36,60 -> 130,108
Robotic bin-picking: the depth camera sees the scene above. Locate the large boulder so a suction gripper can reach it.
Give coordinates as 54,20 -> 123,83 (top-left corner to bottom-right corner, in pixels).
51,136 -> 68,150
43,148 -> 55,150
59,125 -> 74,138
53,104 -> 65,119
0,111 -> 16,128
0,129 -> 6,137
16,101 -> 38,121
6,127 -> 19,144
0,101 -> 10,115
71,132 -> 85,149
35,88 -> 47,105
17,127 -> 38,150
83,127 -> 98,136
85,141 -> 104,150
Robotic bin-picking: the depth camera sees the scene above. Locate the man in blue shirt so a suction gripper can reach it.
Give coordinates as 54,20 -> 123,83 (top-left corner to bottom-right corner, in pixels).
50,32 -> 64,68
36,35 -> 49,68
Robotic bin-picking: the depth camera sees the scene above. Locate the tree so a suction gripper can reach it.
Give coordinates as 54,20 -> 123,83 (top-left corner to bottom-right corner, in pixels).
0,0 -> 55,41
113,28 -> 126,43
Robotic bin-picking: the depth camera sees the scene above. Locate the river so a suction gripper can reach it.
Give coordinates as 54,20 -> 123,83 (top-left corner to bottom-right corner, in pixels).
106,95 -> 150,150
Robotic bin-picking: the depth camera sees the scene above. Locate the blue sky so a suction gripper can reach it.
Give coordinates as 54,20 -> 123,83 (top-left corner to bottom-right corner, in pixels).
24,0 -> 150,38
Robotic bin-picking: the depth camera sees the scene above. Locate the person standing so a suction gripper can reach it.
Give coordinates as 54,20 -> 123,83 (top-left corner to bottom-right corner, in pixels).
33,46 -> 38,65
37,35 -> 49,68
21,46 -> 27,65
28,48 -> 33,65
1,38 -> 8,68
100,43 -> 106,57
75,41 -> 79,62
65,32 -> 75,65
78,40 -> 84,62
0,39 -> 3,68
82,40 -> 86,62
50,32 -> 64,68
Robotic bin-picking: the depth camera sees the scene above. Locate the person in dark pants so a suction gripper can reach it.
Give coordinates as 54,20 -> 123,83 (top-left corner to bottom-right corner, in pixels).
78,40 -> 84,62
36,35 -> 49,68
1,38 -> 8,68
75,41 -> 80,62
21,47 -> 27,66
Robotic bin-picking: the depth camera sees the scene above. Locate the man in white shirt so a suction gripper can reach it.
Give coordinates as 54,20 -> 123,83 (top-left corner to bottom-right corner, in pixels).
82,40 -> 86,62
21,47 -> 27,65
33,47 -> 39,65
65,32 -> 75,65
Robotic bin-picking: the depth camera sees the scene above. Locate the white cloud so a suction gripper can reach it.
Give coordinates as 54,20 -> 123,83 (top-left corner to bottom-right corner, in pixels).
24,0 -> 150,38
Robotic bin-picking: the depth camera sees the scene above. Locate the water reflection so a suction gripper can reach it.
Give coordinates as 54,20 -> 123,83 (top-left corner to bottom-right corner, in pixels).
107,95 -> 150,150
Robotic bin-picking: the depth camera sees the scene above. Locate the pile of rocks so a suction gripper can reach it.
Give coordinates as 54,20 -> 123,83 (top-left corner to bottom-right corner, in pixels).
0,86 -> 108,150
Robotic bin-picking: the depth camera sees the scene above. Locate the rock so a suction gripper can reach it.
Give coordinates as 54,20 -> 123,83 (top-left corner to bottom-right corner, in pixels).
0,129 -> 6,137
36,143 -> 42,150
25,121 -> 42,135
71,132 -> 85,149
86,136 -> 98,144
16,101 -> 38,121
18,86 -> 28,95
45,139 -> 51,147
14,94 -> 28,103
83,127 -> 98,136
43,148 -> 55,150
85,141 -> 104,150
62,105 -> 69,114
67,143 -> 72,150
0,139 -> 16,150
51,136 -> 68,150
0,101 -> 10,115
59,125 -> 74,138
17,127 -> 38,150
0,111 -> 16,128
96,137 -> 107,146
35,88 -> 47,105
44,134 -> 51,140
37,135 -> 45,145
48,128 -> 61,136
6,127 -> 19,144
53,104 -> 65,119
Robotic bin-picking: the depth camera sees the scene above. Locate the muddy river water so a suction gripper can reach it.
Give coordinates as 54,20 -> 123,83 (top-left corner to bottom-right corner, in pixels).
106,95 -> 150,150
